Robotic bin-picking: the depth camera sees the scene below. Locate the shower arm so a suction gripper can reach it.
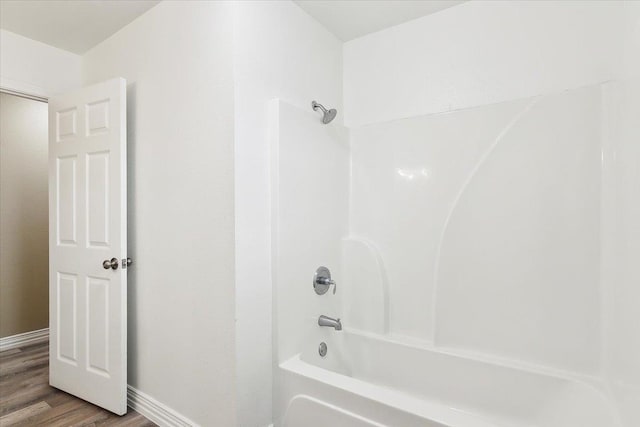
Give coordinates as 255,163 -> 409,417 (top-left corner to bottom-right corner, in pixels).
311,100 -> 328,113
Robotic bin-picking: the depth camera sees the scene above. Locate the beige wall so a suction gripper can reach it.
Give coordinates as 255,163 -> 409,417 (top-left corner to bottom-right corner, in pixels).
0,92 -> 49,338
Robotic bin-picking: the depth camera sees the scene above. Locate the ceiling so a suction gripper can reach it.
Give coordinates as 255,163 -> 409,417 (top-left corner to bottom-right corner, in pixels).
0,0 -> 159,54
0,0 -> 464,54
294,0 -> 465,41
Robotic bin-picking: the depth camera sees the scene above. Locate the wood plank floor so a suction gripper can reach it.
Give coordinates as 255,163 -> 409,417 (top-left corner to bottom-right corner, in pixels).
0,340 -> 156,427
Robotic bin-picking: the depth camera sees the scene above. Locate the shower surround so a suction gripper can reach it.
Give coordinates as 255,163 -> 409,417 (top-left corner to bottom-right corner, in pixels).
265,1 -> 640,426
272,80 -> 631,426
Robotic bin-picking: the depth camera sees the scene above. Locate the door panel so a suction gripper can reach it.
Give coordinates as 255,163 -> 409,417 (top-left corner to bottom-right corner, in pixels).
87,151 -> 110,247
56,156 -> 77,245
49,78 -> 127,415
56,272 -> 78,364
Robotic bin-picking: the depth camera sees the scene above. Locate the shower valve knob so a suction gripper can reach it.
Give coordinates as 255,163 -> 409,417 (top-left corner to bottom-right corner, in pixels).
313,266 -> 337,295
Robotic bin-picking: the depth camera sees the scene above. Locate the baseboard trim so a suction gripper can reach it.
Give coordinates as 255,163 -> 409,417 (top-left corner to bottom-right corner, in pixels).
0,328 -> 49,351
127,385 -> 198,427
0,329 -> 195,426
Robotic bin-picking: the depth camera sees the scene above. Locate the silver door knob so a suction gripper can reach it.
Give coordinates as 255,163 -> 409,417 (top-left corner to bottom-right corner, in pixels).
102,258 -> 119,270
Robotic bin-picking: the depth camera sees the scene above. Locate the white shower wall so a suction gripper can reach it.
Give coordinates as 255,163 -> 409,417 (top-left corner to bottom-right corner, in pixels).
604,4 -> 640,423
433,86 -> 602,374
271,100 -> 350,363
265,1 -> 639,426
350,85 -> 603,374
270,82 -> 634,427
342,0 -> 640,424
233,2 -> 343,426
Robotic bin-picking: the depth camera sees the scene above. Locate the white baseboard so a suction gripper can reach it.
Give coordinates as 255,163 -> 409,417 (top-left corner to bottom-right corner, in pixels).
0,328 -> 49,351
127,385 -> 199,427
0,328 -> 196,427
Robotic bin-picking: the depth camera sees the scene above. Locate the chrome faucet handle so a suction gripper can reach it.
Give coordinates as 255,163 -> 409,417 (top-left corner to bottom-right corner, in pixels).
313,266 -> 337,295
317,277 -> 336,294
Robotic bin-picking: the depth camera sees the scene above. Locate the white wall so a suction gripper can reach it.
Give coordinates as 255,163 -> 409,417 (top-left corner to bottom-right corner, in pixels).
82,2 -> 236,425
0,29 -> 81,97
344,1 -> 626,127
233,2 -> 343,426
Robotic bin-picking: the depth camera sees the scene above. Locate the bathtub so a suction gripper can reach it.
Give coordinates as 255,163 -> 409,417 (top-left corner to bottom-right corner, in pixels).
275,330 -> 617,427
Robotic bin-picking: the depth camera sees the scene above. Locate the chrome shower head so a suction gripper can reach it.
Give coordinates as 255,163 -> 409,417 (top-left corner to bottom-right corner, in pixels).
311,100 -> 337,124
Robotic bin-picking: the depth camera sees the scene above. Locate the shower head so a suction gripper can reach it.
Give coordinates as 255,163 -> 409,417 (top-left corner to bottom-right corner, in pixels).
311,100 -> 337,124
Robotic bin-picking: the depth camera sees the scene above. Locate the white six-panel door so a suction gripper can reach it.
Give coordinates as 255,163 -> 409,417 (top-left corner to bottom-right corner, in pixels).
49,78 -> 127,415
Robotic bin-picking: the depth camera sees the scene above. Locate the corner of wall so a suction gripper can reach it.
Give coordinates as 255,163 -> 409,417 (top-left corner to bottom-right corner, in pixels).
0,29 -> 81,97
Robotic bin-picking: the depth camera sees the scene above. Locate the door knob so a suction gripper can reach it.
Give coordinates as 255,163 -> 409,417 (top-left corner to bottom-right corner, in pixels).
102,258 -> 119,270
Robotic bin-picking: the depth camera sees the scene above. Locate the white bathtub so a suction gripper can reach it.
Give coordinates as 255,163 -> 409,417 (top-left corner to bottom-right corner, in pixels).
276,330 -> 617,427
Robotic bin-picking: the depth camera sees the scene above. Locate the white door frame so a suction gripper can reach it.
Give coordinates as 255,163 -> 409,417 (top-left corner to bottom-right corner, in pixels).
0,87 -> 49,103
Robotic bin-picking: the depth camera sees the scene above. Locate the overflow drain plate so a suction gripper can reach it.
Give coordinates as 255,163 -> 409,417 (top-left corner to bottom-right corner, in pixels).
319,342 -> 327,357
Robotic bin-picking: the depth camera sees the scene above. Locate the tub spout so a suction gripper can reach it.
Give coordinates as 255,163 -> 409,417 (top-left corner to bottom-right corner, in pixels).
318,315 -> 342,331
